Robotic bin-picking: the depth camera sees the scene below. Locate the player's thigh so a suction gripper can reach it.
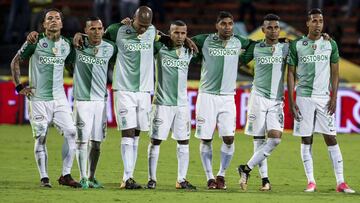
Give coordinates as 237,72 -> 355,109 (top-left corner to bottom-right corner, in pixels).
29,100 -> 52,138
150,105 -> 173,141
195,93 -> 217,140
136,92 -> 151,131
73,101 -> 93,142
245,93 -> 267,136
293,96 -> 316,137
114,91 -> 137,130
90,101 -> 107,142
53,99 -> 76,136
266,100 -> 284,133
314,98 -> 336,135
217,95 -> 236,137
172,106 -> 191,141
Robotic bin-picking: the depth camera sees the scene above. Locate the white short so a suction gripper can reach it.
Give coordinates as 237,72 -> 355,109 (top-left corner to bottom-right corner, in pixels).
293,96 -> 336,137
73,100 -> 107,142
195,93 -> 236,139
245,93 -> 284,136
149,105 -> 191,141
28,99 -> 75,138
114,90 -> 151,131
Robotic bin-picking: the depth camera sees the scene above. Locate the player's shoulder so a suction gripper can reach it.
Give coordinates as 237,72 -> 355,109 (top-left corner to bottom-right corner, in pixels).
61,35 -> 72,45
102,38 -> 116,47
233,34 -> 248,41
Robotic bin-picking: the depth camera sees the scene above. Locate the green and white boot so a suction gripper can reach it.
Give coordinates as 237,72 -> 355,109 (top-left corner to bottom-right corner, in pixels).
79,177 -> 89,189
88,178 -> 104,189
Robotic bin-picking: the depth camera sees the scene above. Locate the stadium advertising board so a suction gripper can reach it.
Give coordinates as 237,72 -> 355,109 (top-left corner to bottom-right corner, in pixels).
1,82 -> 359,133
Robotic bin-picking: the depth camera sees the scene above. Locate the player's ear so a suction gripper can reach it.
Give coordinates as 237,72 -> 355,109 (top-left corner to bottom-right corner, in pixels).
261,26 -> 265,34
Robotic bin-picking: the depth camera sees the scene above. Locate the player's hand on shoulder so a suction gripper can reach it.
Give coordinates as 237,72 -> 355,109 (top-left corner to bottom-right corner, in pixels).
121,17 -> 132,26
27,31 -> 39,44
73,32 -> 85,49
278,38 -> 289,43
321,33 -> 332,41
184,37 -> 199,54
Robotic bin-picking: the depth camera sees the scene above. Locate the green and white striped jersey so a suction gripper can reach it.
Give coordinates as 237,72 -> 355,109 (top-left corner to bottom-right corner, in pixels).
287,36 -> 339,98
18,33 -> 71,101
241,40 -> 288,100
153,41 -> 193,106
70,37 -> 117,101
104,23 -> 157,92
192,33 -> 251,95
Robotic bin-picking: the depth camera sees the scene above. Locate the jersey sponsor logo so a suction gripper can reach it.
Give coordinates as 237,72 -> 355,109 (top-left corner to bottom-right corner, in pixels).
196,117 -> 205,124
76,121 -> 85,128
78,54 -> 107,66
153,118 -> 163,126
248,114 -> 256,121
208,48 -> 239,56
119,109 -> 128,116
299,54 -> 329,63
39,56 -> 65,65
33,115 -> 44,122
255,56 -> 284,65
161,57 -> 189,68
124,42 -> 152,51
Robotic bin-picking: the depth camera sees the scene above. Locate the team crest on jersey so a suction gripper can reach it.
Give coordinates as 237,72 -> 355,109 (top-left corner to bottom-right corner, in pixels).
126,29 -> 131,34
102,47 -> 109,56
52,47 -> 58,54
302,41 -> 308,46
93,47 -> 99,55
271,45 -> 276,53
42,42 -> 48,48
312,44 -> 317,50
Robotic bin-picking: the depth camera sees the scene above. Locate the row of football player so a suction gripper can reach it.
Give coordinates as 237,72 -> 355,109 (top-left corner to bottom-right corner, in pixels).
11,6 -> 355,193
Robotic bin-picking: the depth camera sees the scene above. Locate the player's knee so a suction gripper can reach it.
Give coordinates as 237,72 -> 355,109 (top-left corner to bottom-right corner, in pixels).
254,136 -> 266,140
32,123 -> 48,138
62,127 -> 76,138
90,140 -> 101,151
323,134 -> 337,146
122,128 -> 135,137
151,138 -> 162,145
301,136 -> 313,144
222,136 -> 234,145
177,139 -> 189,145
268,130 -> 282,138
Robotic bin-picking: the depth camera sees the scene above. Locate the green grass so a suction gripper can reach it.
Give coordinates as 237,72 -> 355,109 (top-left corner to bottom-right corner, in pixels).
0,125 -> 359,203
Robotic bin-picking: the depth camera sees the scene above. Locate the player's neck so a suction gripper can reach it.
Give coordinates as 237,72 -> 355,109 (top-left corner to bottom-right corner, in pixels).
307,33 -> 321,41
265,38 -> 278,45
45,30 -> 61,41
89,40 -> 101,46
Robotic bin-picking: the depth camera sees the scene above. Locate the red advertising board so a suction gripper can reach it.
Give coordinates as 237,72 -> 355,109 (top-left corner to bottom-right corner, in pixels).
1,82 -> 359,133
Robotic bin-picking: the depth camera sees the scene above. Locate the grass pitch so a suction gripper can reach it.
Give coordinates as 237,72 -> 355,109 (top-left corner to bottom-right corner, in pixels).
0,125 -> 359,202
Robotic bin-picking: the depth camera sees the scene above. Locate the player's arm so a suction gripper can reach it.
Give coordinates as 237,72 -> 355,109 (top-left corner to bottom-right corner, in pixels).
287,41 -> 301,121
239,40 -> 256,65
327,40 -> 340,115
10,42 -> 36,97
65,44 -> 76,75
189,34 -> 208,64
